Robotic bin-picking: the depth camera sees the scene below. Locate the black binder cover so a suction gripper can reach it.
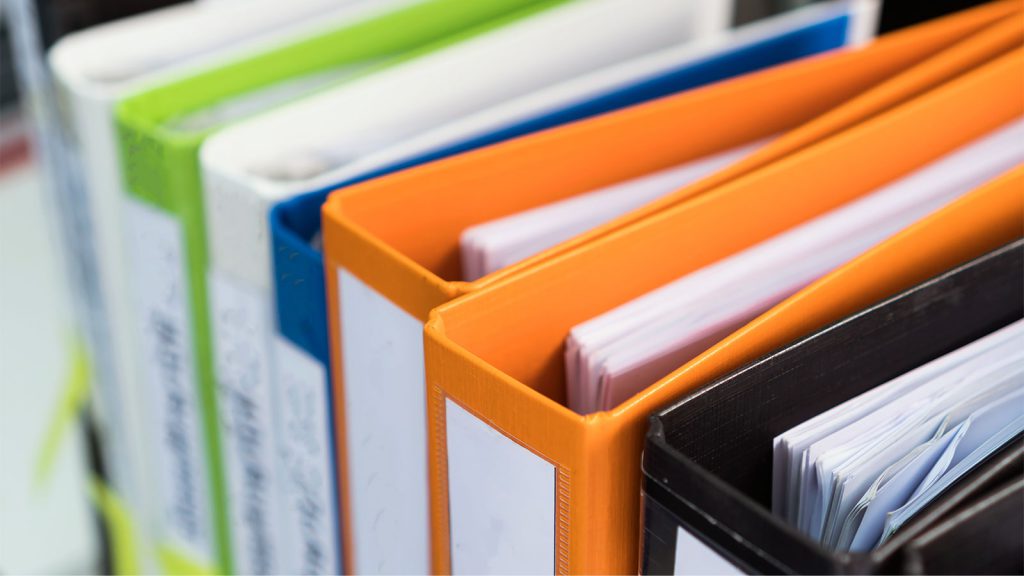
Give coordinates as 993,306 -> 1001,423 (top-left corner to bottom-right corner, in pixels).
902,477 -> 1024,575
878,0 -> 992,35
641,238 -> 1024,574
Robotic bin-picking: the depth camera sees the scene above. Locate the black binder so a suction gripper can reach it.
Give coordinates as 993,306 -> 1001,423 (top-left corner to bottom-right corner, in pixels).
641,238 -> 1024,574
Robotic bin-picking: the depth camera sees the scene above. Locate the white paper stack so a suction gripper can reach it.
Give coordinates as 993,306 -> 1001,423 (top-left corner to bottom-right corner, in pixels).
460,139 -> 767,280
773,319 -> 1024,552
564,117 -> 1024,415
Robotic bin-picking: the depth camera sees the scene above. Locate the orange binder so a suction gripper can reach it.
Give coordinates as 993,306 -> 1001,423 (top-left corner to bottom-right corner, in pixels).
320,4 -> 1021,573
421,49 -> 1024,574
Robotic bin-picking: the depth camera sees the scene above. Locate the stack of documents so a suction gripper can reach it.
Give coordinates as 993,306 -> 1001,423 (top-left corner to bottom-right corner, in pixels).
460,139 -> 767,280
564,118 -> 1024,414
774,319 -> 1024,552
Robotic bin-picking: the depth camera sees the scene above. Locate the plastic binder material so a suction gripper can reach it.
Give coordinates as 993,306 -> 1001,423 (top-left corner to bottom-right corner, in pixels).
901,476 -> 1023,575
417,52 -> 1024,573
641,239 -> 1024,574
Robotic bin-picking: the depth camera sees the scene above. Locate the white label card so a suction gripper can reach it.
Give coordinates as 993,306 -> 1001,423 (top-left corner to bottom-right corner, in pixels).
674,526 -> 743,575
273,334 -> 341,575
208,271 -> 281,575
123,197 -> 212,562
338,267 -> 430,574
445,399 -> 556,575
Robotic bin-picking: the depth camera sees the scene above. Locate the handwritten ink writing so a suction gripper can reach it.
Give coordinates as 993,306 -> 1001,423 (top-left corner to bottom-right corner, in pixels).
153,305 -> 199,541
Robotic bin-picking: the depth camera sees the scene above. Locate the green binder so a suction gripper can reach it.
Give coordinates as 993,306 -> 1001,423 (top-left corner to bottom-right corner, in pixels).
115,0 -> 561,571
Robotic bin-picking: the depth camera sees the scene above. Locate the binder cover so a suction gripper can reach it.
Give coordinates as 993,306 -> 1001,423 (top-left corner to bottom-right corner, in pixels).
878,0 -> 993,34
113,1 -> 553,571
886,443 -> 1022,576
902,476 -> 1023,575
203,0 -> 735,210
641,239 -> 1024,574
320,0 -> 847,191
205,0 -> 847,214
46,0 -> 386,569
417,53 -> 1024,573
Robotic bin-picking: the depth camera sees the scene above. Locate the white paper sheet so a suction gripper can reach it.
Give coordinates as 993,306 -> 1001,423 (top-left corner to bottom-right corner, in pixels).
772,320 -> 1024,551
565,118 -> 1024,415
459,140 -> 766,281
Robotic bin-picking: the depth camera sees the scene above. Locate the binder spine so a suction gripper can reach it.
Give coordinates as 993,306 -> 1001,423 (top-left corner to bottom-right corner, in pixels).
271,333 -> 340,574
271,193 -> 342,574
118,121 -> 170,207
271,191 -> 332,363
642,433 -> 814,574
422,330 -> 584,574
117,119 -> 220,569
207,270 -> 284,574
442,397 -> 559,574
203,169 -> 289,575
334,266 -> 431,573
640,491 -> 682,575
63,84 -> 170,571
